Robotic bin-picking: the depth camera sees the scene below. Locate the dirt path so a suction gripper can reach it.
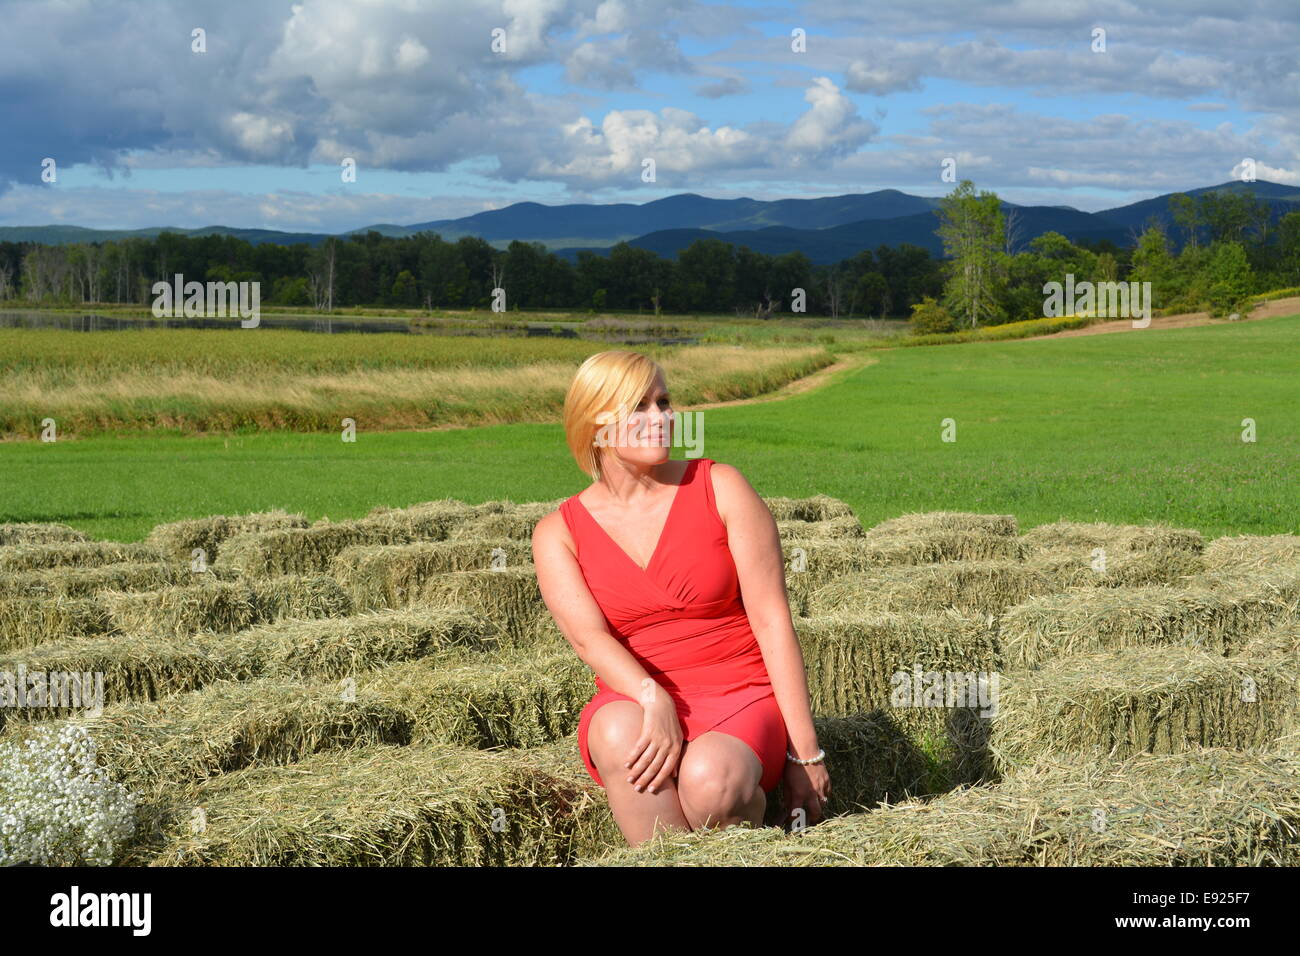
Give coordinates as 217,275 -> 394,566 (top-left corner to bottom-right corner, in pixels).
1023,295 -> 1300,339
690,353 -> 877,411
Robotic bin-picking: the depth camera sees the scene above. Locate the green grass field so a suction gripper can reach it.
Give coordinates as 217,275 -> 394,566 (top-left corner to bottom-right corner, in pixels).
2,310 -> 1296,541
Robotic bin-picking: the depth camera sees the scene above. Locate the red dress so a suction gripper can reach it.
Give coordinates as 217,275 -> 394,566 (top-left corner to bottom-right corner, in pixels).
560,456 -> 789,794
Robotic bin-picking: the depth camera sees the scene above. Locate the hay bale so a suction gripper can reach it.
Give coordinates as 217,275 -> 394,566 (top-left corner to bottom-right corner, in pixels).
999,568 -> 1300,669
99,575 -> 352,637
329,541 -> 534,609
1202,534 -> 1300,573
794,610 -> 1002,786
1024,546 -> 1205,588
988,644 -> 1300,773
135,738 -> 622,866
806,560 -> 1061,617
0,561 -> 239,599
0,596 -> 112,653
354,567 -> 549,647
762,496 -> 856,523
0,540 -> 164,572
579,745 -> 1300,866
0,607 -> 493,732
1020,520 -> 1204,556
146,509 -> 310,563
1241,618 -> 1300,657
776,516 -> 865,540
868,511 -> 1018,538
0,523 -> 89,546
445,501 -> 564,542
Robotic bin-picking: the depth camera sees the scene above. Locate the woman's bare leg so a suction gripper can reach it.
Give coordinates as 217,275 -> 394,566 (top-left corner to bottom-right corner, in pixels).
675,731 -> 767,830
587,700 -> 692,847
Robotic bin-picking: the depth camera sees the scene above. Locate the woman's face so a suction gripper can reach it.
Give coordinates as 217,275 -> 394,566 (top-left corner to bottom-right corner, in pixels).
596,374 -> 674,466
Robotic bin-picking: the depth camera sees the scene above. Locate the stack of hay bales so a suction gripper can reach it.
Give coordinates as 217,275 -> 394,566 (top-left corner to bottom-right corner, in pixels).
1018,520 -> 1206,587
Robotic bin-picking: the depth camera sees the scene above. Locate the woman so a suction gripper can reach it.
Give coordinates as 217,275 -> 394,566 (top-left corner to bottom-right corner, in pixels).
532,350 -> 831,847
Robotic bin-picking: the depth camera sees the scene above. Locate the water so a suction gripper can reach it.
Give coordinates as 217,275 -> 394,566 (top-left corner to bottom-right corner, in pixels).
0,311 -> 699,344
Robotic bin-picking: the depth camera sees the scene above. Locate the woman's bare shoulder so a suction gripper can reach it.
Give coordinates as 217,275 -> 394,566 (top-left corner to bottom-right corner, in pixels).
706,460 -> 764,525
531,508 -> 576,556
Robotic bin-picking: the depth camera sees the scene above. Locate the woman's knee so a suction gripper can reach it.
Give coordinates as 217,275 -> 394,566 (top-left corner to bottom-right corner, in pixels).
677,747 -> 758,813
588,700 -> 643,768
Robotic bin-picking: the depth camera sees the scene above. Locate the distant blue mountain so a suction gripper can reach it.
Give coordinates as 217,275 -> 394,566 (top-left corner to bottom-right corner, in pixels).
4,181 -> 1297,264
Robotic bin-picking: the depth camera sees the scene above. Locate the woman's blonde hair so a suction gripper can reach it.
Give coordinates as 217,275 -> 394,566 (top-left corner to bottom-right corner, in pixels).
564,350 -> 664,480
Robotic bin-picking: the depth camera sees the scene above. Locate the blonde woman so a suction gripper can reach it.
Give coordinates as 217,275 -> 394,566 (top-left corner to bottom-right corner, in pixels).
532,350 -> 831,847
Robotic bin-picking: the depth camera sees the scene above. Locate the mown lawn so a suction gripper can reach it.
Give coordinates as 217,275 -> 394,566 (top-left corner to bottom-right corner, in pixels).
1,311 -> 1295,541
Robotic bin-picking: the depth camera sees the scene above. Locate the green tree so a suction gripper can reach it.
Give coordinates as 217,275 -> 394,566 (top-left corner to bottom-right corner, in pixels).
1205,241 -> 1254,317
909,295 -> 957,334
935,180 -> 1007,327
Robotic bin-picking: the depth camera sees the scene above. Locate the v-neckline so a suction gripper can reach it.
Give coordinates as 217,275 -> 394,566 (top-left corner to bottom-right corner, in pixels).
573,458 -> 698,575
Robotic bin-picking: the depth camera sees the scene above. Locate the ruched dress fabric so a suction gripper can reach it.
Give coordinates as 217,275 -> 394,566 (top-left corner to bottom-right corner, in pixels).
561,457 -> 789,794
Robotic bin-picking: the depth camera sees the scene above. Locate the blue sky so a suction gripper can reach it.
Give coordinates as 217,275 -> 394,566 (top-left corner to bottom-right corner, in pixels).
1,0 -> 1296,232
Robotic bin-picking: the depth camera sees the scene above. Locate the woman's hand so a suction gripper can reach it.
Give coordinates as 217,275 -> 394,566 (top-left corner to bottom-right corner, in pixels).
624,689 -> 683,794
781,756 -> 831,828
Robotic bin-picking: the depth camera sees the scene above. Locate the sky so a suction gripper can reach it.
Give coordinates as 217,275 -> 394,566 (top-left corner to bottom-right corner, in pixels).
1,0 -> 1297,233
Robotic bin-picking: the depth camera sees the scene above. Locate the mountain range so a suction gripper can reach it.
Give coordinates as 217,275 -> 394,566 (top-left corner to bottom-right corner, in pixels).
2,180 -> 1295,265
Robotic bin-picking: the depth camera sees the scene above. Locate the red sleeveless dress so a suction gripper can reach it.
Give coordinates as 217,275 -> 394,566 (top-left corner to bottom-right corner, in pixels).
560,457 -> 789,794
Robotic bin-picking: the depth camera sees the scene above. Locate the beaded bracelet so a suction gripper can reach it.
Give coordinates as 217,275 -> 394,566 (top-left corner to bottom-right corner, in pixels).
786,747 -> 825,766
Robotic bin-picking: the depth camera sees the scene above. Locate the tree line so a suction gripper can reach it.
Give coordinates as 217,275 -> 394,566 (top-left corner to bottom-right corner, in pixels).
1,182 -> 1296,324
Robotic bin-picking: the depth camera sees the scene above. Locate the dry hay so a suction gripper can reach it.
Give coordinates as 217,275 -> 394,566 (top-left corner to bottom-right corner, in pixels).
1202,534 -> 1300,573
0,540 -> 164,572
135,738 -> 621,866
0,596 -> 112,653
762,495 -> 857,523
444,501 -> 564,541
806,560 -> 1060,618
1241,617 -> 1300,657
868,511 -> 1018,539
329,541 -> 535,609
988,643 -> 1300,774
776,516 -> 865,539
0,523 -> 89,546
345,567 -> 550,647
0,561 -> 240,599
998,566 -> 1300,669
1019,520 -> 1204,556
1022,546 -> 1205,588
98,575 -> 353,637
0,607 -> 493,734
578,745 -> 1300,866
794,609 -> 1002,786
146,509 -> 310,563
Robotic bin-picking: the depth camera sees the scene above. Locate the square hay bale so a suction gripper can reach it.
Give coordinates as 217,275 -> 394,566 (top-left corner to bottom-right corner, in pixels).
0,607 -> 493,734
0,561 -> 235,600
224,606 -> 497,681
762,495 -> 857,523
578,745 -> 1300,866
805,560 -> 1061,618
776,516 -> 866,540
1020,520 -> 1204,556
0,595 -> 112,653
999,568 -> 1300,669
862,529 -> 1026,564
794,610 -> 1002,786
135,738 -> 622,866
99,575 -> 353,637
1024,546 -> 1205,588
362,567 -> 549,647
445,501 -> 564,542
0,523 -> 89,546
988,644 -> 1300,774
0,633 -> 244,735
868,511 -> 1018,539
1202,534 -> 1300,573
0,540 -> 164,572
329,541 -> 535,609
215,525 -> 402,577
146,509 -> 310,563
1241,618 -> 1300,658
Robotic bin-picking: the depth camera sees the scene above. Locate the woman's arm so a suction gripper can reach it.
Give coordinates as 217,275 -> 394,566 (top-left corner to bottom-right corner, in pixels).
531,511 -> 669,708
708,463 -> 822,760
